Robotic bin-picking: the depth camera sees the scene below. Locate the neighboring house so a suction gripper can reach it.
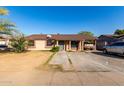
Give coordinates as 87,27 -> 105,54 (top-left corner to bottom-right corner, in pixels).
96,34 -> 121,50
0,33 -> 10,46
26,34 -> 96,51
118,35 -> 124,42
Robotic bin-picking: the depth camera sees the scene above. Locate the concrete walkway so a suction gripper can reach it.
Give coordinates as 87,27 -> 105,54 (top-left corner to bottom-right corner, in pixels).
49,51 -> 74,71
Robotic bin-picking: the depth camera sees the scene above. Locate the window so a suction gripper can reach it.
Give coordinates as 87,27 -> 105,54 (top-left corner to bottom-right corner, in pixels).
28,40 -> 35,46
111,42 -> 124,46
46,39 -> 53,46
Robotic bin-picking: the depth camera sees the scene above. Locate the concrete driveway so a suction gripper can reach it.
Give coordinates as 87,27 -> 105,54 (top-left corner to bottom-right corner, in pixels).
67,52 -> 111,72
66,51 -> 124,85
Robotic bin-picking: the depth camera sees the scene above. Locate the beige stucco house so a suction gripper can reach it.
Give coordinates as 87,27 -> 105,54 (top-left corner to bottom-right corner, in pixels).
26,34 -> 96,51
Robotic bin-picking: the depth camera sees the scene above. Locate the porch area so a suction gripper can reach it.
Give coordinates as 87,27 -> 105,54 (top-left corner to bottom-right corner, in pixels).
55,40 -> 96,51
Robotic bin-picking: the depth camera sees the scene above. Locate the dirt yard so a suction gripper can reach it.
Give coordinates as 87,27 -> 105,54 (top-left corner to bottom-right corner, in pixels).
0,51 -> 52,85
0,51 -> 52,71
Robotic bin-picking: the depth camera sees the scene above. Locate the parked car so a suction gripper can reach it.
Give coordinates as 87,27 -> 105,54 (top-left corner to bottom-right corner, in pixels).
0,45 -> 8,51
103,42 -> 124,55
84,44 -> 95,50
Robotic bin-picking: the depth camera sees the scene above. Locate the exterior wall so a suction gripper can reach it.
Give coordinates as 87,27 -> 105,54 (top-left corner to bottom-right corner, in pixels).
27,39 -> 96,51
96,40 -> 106,50
27,40 -> 52,50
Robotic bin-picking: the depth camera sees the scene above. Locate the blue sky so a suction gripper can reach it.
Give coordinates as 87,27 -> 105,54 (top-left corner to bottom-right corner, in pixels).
2,6 -> 124,36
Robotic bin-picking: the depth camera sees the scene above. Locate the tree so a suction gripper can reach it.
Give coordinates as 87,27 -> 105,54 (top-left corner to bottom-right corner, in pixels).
0,8 -> 27,53
114,29 -> 124,35
0,8 -> 18,35
0,8 -> 9,15
0,19 -> 17,35
78,31 -> 94,36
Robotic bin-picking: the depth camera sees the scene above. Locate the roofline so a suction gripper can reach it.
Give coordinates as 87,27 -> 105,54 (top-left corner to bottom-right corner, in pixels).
26,34 -> 97,41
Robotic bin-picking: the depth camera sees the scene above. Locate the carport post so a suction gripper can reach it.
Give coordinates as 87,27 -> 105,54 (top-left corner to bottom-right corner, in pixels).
69,40 -> 71,50
65,41 -> 68,51
78,41 -> 82,51
56,40 -> 59,46
81,40 -> 84,51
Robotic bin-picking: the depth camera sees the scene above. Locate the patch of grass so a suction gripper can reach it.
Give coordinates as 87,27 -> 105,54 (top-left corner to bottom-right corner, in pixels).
40,50 -> 51,52
66,53 -> 73,64
68,58 -> 72,64
50,65 -> 63,71
67,50 -> 73,52
81,50 -> 85,52
50,46 -> 60,52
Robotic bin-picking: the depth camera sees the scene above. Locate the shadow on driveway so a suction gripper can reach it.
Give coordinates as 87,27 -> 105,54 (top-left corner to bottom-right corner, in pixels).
92,51 -> 124,59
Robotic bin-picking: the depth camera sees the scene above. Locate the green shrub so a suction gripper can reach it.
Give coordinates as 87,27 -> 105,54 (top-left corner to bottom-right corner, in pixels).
50,46 -> 59,52
68,50 -> 72,52
10,36 -> 27,53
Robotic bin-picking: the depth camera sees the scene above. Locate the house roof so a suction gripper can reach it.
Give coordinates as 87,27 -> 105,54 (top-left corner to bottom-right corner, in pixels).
98,34 -> 123,42
99,34 -> 117,38
26,34 -> 96,41
118,35 -> 124,40
99,34 -> 124,38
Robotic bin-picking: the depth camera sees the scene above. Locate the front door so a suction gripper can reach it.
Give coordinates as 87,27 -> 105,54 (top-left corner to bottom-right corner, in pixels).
58,41 -> 64,51
71,41 -> 79,51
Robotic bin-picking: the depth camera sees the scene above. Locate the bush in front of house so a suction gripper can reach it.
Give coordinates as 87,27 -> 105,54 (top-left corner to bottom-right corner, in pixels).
10,36 -> 27,53
50,46 -> 60,52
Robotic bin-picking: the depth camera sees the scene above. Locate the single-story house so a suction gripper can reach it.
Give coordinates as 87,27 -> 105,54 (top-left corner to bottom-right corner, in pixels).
26,34 -> 96,51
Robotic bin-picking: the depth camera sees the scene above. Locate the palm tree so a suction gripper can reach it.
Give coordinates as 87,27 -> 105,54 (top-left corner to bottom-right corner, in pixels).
0,8 -> 9,15
0,19 -> 17,35
0,8 -> 18,35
